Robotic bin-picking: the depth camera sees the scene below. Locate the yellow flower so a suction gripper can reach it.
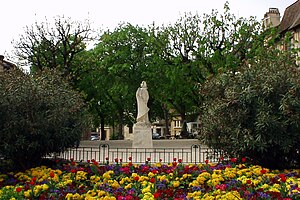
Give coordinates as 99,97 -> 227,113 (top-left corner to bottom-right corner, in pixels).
269,187 -> 280,193
142,185 -> 151,194
103,170 -> 114,179
173,180 -> 180,187
142,192 -> 154,200
24,190 -> 32,198
260,183 -> 270,190
148,172 -> 155,177
196,176 -> 206,184
33,185 -> 42,195
97,190 -> 107,197
111,180 -> 120,188
125,183 -> 132,189
42,183 -> 49,191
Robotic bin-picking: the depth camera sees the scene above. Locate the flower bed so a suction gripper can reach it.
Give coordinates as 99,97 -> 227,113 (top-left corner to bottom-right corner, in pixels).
0,158 -> 299,199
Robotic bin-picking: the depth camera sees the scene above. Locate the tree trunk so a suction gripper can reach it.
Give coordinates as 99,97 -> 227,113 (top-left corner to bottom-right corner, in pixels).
100,114 -> 106,140
163,104 -> 170,136
118,109 -> 124,139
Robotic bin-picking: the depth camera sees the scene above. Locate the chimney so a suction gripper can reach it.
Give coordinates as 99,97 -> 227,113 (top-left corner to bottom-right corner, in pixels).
263,8 -> 280,30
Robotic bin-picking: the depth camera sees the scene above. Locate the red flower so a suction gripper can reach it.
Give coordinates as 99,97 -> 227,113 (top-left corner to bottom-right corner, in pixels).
128,156 -> 132,161
49,171 -> 55,178
134,176 -> 139,181
178,159 -> 182,163
71,169 -> 77,173
115,158 -> 119,163
173,158 -> 177,162
87,160 -> 90,163
241,157 -> 247,163
105,157 -> 109,161
159,158 -> 162,162
205,159 -> 209,164
246,179 -> 252,184
120,158 -> 123,162
150,177 -> 155,183
16,187 -> 22,193
147,157 -> 151,161
32,177 -> 37,182
230,158 -> 237,163
153,192 -> 160,199
279,174 -> 287,182
260,169 -> 267,174
93,161 -> 99,165
281,176 -> 287,182
215,184 -> 227,191
219,156 -> 224,161
173,162 -> 177,166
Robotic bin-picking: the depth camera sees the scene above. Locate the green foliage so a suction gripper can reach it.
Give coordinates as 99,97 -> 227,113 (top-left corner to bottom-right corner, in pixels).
0,69 -> 89,170
200,46 -> 300,169
13,16 -> 93,75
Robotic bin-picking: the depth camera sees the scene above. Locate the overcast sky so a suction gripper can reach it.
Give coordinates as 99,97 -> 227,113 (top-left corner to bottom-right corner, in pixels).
0,0 -> 296,58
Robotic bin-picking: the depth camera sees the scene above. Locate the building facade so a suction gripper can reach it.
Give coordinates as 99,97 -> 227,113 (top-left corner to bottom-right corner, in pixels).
263,1 -> 300,64
0,55 -> 16,72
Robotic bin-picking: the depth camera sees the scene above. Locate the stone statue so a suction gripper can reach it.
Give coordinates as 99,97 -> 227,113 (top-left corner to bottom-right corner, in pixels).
136,81 -> 149,123
133,81 -> 153,149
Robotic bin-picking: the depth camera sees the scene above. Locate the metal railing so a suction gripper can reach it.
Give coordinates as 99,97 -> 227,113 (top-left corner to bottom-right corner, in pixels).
52,144 -> 225,164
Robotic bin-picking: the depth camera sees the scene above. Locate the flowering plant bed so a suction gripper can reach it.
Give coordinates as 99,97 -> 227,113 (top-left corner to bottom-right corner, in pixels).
0,158 -> 299,199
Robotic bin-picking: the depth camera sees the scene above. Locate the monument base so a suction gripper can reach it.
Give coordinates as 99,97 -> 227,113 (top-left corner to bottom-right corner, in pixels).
132,122 -> 153,149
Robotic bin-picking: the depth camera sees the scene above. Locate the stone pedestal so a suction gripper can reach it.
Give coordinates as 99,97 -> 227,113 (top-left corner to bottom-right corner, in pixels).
132,122 -> 153,149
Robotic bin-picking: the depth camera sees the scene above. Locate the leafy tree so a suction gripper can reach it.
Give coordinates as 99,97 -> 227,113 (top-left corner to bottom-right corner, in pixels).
0,69 -> 89,170
13,16 -> 94,75
198,2 -> 261,73
145,15 -> 204,138
81,23 -> 154,139
199,43 -> 300,169
145,4 -> 261,138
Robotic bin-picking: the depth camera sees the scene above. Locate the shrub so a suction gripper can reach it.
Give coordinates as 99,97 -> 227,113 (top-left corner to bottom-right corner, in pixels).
200,49 -> 300,169
0,69 -> 89,170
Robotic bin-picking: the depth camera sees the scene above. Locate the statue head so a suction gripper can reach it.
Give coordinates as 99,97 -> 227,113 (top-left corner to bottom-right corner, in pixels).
140,81 -> 147,88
